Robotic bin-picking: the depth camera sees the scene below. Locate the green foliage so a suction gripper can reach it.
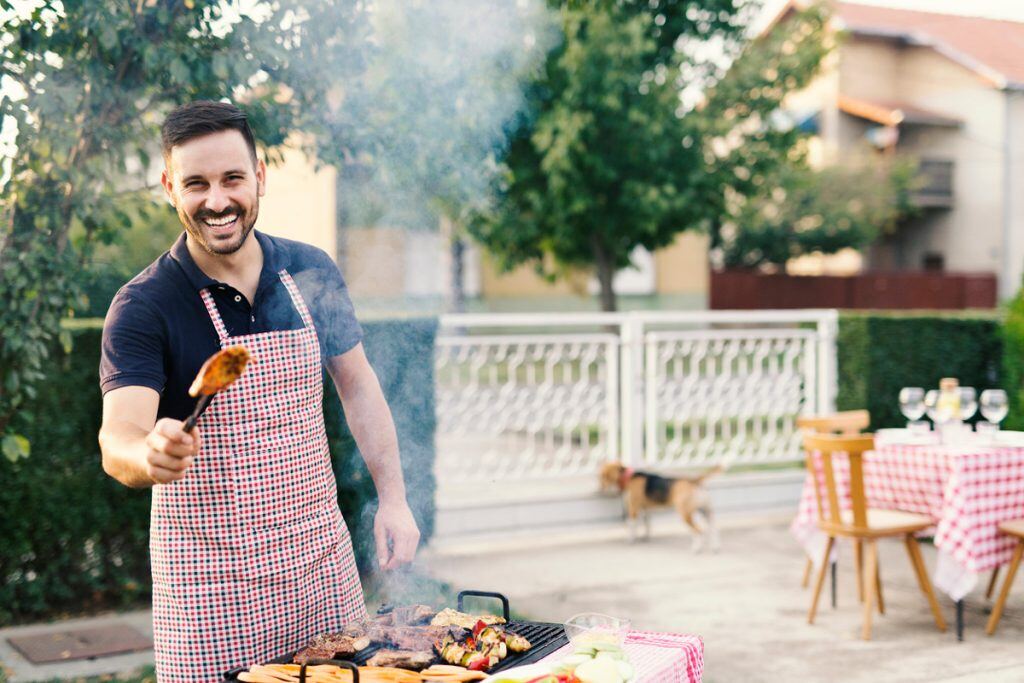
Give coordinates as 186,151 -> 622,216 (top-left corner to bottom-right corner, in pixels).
695,3 -> 831,255
720,156 -> 920,268
836,313 -> 1004,429
471,1 -> 830,310
470,2 -> 721,310
76,198 -> 183,318
0,325 -> 151,623
1001,289 -> 1024,430
0,318 -> 437,626
0,0 -> 372,453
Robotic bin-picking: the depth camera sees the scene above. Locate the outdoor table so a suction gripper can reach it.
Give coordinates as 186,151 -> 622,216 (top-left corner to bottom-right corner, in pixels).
537,630 -> 704,683
791,429 -> 1024,640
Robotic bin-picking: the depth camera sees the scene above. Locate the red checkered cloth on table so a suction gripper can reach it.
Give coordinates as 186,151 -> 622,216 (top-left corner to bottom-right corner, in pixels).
791,442 -> 1024,599
540,630 -> 704,682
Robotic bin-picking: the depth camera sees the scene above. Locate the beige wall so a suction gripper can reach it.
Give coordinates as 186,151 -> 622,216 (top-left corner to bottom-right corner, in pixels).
480,253 -> 589,298
257,143 -> 337,259
654,232 -> 709,294
894,46 -> 1005,275
838,37 -> 903,103
819,36 -> 1009,279
341,227 -> 408,299
1007,91 -> 1024,298
480,232 -> 709,298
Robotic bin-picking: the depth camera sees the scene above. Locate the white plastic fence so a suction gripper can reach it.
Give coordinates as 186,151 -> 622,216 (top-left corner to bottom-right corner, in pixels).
434,310 -> 837,485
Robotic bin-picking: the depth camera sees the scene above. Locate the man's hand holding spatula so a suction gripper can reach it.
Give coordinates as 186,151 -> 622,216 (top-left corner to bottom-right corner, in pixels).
99,345 -> 249,486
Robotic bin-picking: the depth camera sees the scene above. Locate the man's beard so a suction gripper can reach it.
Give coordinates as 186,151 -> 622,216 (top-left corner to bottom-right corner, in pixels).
180,200 -> 259,256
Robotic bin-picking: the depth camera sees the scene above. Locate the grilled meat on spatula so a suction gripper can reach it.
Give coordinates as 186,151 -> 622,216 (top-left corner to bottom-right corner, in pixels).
183,345 -> 250,431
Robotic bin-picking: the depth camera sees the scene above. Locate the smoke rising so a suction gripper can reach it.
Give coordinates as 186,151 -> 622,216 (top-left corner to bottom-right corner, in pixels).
327,0 -> 558,308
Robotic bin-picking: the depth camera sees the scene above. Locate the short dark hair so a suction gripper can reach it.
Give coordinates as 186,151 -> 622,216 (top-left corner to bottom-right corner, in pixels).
161,100 -> 258,166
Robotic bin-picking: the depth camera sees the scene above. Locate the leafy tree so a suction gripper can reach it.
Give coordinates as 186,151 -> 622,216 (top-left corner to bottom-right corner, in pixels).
0,0 -> 370,460
719,155 -> 919,268
470,1 -> 832,311
76,195 -> 183,318
470,2 -> 724,311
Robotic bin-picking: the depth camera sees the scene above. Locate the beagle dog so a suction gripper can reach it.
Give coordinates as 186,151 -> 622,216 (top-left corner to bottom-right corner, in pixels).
599,461 -> 723,551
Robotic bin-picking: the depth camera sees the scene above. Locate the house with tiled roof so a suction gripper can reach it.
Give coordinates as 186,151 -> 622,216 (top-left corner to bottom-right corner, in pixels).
770,1 -> 1024,298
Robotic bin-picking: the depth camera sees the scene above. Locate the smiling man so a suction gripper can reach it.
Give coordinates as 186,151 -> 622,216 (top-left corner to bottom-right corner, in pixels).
97,101 -> 420,681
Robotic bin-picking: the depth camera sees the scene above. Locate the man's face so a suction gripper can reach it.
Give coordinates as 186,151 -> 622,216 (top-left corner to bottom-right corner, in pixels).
161,129 -> 266,256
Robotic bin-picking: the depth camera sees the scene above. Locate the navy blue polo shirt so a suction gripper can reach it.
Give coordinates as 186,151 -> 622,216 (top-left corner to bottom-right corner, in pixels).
100,230 -> 362,421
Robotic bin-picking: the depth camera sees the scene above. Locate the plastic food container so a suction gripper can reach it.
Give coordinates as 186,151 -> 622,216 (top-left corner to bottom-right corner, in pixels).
563,612 -> 632,648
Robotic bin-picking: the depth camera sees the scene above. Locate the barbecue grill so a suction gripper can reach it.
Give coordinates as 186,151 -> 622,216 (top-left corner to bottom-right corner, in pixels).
224,590 -> 569,681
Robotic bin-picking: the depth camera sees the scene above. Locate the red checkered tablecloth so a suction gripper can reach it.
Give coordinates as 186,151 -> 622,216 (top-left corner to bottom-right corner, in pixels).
791,439 -> 1024,600
539,630 -> 704,683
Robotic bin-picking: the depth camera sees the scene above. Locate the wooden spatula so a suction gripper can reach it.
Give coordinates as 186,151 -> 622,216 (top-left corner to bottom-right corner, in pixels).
183,345 -> 251,432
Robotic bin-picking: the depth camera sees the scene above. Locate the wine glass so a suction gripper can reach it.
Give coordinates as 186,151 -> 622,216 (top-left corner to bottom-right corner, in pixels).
925,389 -> 940,423
981,389 -> 1008,425
959,387 -> 978,421
899,387 -> 927,433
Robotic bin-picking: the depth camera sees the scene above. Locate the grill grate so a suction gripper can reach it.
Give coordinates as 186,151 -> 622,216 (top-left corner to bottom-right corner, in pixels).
224,590 -> 568,680
489,621 -> 567,673
224,621 -> 567,680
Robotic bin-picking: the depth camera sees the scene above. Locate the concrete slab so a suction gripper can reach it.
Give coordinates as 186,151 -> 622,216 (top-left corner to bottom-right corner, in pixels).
421,518 -> 1024,683
0,610 -> 153,682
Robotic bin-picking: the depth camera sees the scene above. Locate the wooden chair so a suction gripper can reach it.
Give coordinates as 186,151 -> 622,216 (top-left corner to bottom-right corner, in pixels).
985,520 -> 1024,635
797,410 -> 872,591
796,409 -> 871,436
804,432 -> 947,640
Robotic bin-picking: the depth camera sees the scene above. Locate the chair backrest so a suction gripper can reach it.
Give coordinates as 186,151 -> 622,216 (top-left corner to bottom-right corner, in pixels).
796,409 -> 870,435
802,432 -> 875,530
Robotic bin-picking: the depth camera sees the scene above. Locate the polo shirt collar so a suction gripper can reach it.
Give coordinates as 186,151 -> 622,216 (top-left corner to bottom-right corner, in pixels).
169,229 -> 290,292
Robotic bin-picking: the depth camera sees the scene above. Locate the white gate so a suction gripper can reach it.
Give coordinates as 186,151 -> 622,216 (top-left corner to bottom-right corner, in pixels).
434,310 -> 837,490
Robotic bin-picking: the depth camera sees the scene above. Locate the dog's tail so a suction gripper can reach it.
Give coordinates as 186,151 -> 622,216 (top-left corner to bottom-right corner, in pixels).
693,463 -> 727,484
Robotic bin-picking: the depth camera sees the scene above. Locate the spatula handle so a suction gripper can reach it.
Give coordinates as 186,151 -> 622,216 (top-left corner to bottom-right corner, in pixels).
183,394 -> 213,432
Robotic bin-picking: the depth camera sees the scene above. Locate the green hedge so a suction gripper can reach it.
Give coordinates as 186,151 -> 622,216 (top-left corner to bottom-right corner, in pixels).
1002,291 -> 1024,431
836,312 -> 1004,429
0,318 -> 437,625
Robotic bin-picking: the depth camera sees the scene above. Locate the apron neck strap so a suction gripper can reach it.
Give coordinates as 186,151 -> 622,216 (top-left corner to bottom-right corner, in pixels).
199,269 -> 314,343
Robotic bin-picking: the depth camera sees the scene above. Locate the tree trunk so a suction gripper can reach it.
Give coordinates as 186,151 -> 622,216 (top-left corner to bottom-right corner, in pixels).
450,235 -> 466,314
591,235 -> 617,312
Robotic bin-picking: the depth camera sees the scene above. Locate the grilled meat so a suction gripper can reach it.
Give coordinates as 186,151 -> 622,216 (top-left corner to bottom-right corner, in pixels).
431,608 -> 505,628
340,619 -> 373,638
369,625 -> 467,652
372,604 -> 435,627
292,633 -> 370,664
365,649 -> 436,670
378,604 -> 436,626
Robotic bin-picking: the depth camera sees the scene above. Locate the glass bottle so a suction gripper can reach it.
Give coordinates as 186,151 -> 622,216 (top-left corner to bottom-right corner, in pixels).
936,377 -> 961,425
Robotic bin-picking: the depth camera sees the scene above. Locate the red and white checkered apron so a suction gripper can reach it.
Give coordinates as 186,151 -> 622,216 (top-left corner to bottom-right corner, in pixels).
150,270 -> 367,682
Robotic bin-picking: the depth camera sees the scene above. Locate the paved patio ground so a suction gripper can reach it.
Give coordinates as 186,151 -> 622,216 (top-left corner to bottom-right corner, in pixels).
421,515 -> 1024,683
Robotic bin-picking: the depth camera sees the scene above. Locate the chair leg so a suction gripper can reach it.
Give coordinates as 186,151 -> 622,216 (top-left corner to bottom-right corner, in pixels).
875,555 -> 885,615
986,566 -> 1001,600
904,534 -> 948,633
802,556 -> 813,588
808,536 -> 835,625
854,539 -> 864,603
862,540 -> 878,640
987,540 -> 1024,636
